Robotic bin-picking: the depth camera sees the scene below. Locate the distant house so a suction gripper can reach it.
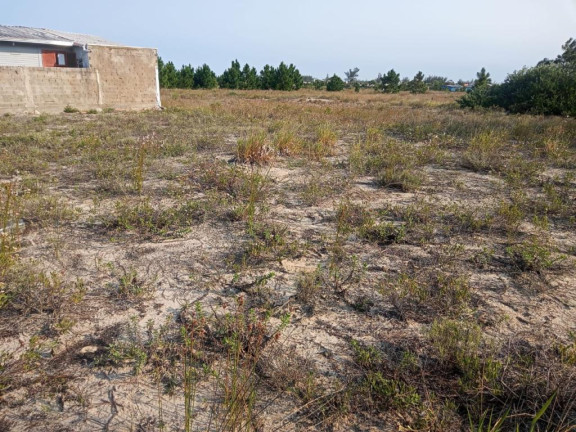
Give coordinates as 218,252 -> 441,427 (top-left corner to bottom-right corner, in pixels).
0,26 -> 161,113
441,84 -> 463,92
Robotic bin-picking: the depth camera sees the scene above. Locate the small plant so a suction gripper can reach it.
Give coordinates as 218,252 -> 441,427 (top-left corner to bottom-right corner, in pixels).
363,371 -> 421,409
496,197 -> 525,233
106,197 -> 205,237
21,335 -> 56,370
300,172 -> 349,206
335,200 -> 373,234
0,183 -> 21,277
233,170 -> 269,230
236,132 -> 274,165
350,136 -> 425,191
350,340 -> 421,410
502,156 -> 543,186
211,296 -> 290,430
382,271 -> 471,320
100,319 -> 149,375
273,129 -> 300,156
300,125 -> 338,160
315,124 -> 338,148
377,167 -> 424,191
192,162 -> 271,229
359,221 -> 406,245
506,238 -> 566,274
429,318 -> 501,392
63,105 -> 80,113
113,268 -> 155,301
295,269 -> 322,307
239,222 -> 301,266
444,204 -> 494,234
323,249 -> 365,296
556,334 -> 576,365
537,173 -> 575,219
0,350 -> 13,395
1,265 -> 85,316
132,134 -> 153,194
462,131 -> 507,173
22,195 -> 79,227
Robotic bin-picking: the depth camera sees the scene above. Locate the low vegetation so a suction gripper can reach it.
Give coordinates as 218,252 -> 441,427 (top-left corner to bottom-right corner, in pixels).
0,87 -> 575,431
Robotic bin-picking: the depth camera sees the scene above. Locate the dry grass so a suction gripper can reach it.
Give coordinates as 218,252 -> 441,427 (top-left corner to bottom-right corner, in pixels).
0,88 -> 575,431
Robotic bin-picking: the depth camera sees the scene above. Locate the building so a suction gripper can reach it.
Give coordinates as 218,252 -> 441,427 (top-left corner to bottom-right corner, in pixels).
441,84 -> 463,92
0,26 -> 161,113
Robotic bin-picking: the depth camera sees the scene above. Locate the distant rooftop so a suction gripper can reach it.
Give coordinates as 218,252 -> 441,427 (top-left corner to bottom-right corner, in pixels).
0,25 -> 122,47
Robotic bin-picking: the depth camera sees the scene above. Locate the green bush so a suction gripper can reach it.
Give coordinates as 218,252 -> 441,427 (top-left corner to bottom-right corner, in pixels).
409,71 -> 428,94
326,74 -> 345,91
493,64 -> 576,116
458,84 -> 494,110
380,69 -> 400,93
459,41 -> 576,116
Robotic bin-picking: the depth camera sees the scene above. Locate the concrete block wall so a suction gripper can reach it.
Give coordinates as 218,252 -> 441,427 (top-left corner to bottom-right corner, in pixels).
88,45 -> 159,110
0,45 -> 159,114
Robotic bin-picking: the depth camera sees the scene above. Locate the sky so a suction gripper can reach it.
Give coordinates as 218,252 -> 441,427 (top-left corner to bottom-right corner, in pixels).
4,0 -> 576,82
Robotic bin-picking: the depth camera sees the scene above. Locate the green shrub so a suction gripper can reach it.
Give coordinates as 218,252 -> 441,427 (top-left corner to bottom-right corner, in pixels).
506,238 -> 566,273
326,74 -> 345,91
236,132 -> 274,165
63,105 -> 79,113
409,71 -> 428,94
359,221 -> 406,245
380,69 -> 400,93
459,63 -> 576,116
458,85 -> 494,110
494,64 -> 576,116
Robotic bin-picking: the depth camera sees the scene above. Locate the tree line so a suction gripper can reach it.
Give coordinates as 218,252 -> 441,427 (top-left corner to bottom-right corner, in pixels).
158,38 -> 575,116
158,57 -> 456,93
321,69 -> 467,93
158,58 -> 303,91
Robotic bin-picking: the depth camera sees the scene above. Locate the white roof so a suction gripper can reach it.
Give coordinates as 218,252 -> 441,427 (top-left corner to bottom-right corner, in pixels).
0,25 -> 123,47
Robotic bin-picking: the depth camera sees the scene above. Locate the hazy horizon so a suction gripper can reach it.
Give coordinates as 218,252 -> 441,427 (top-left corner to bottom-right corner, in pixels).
4,0 -> 575,83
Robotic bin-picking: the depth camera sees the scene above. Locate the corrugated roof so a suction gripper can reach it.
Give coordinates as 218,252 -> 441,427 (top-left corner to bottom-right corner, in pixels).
0,25 -> 123,47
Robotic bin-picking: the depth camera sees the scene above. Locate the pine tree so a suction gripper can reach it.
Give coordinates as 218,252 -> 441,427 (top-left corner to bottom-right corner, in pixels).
194,64 -> 218,89
559,38 -> 576,65
260,65 -> 276,90
326,74 -> 345,91
380,69 -> 401,93
241,64 -> 260,89
160,61 -> 179,89
179,64 -> 195,89
288,64 -> 303,90
409,71 -> 428,94
399,77 -> 410,91
157,56 -> 165,76
219,60 -> 242,89
275,62 -> 293,90
312,79 -> 324,90
474,68 -> 491,88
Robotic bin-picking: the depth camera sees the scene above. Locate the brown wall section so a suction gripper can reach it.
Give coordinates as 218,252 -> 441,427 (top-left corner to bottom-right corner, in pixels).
0,45 -> 159,114
88,45 -> 159,110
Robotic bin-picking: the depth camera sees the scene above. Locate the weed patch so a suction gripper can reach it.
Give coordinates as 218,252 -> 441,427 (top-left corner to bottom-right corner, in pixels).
236,132 -> 274,165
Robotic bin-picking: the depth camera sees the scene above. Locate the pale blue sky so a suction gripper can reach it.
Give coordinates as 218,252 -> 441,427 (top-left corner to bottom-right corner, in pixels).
5,0 -> 576,82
